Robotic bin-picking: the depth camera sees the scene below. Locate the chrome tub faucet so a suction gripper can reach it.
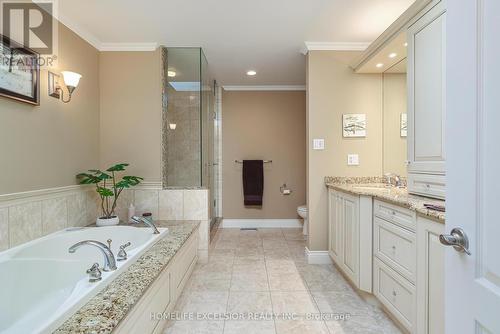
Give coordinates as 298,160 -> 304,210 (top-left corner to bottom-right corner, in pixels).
69,240 -> 117,271
131,216 -> 160,234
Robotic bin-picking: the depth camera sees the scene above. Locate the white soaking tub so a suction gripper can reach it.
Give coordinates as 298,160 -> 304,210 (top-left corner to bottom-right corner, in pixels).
0,225 -> 168,334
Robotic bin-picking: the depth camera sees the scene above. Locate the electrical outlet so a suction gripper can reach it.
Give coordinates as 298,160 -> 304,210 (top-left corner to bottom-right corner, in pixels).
313,139 -> 325,150
347,154 -> 359,166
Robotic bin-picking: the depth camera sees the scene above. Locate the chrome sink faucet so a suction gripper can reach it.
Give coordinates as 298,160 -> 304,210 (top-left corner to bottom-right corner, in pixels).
131,216 -> 160,234
69,240 -> 117,271
384,173 -> 404,188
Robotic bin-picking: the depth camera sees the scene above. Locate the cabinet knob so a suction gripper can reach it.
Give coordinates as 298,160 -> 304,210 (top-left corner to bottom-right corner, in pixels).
392,290 -> 397,297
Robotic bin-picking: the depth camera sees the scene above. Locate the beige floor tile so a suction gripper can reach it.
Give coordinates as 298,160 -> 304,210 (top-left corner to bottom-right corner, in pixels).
263,238 -> 288,250
282,229 -> 307,241
268,272 -> 308,291
214,239 -> 239,250
224,320 -> 276,334
230,271 -> 270,291
271,291 -> 318,315
275,319 -> 329,334
234,255 -> 266,266
236,246 -> 265,257
259,228 -> 284,240
184,275 -> 231,292
264,248 -> 292,260
232,263 -> 267,276
175,291 -> 229,314
227,291 -> 273,314
266,259 -> 300,274
324,313 -> 402,334
163,320 -> 224,334
311,291 -> 370,316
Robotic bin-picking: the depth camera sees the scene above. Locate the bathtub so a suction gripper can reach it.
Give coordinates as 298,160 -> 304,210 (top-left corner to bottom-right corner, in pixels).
0,225 -> 168,334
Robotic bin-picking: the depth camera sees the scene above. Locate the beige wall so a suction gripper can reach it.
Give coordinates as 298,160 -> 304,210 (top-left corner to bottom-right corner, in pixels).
307,51 -> 383,251
99,50 -> 163,182
383,73 -> 407,176
0,23 -> 100,195
222,91 -> 306,219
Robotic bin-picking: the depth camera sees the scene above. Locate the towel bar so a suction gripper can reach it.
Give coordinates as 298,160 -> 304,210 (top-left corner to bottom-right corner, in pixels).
235,160 -> 272,163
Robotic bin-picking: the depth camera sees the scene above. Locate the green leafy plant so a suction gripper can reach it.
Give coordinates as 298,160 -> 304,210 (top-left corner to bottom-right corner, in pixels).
77,163 -> 143,219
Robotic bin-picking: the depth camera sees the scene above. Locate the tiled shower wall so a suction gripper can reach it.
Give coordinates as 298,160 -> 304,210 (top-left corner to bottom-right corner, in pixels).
164,90 -> 202,187
0,186 -> 210,255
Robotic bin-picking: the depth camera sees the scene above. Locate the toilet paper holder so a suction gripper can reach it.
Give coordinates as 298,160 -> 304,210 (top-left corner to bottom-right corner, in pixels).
280,183 -> 292,195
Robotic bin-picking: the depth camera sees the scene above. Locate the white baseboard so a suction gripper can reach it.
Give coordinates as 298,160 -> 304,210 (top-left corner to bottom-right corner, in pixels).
305,247 -> 332,264
221,219 -> 302,229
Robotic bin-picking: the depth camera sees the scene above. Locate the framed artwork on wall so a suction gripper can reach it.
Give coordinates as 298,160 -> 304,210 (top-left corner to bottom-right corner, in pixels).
0,35 -> 40,105
400,113 -> 408,137
342,114 -> 366,137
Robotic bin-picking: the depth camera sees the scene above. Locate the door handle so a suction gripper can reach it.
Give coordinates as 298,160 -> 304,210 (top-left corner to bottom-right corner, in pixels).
439,228 -> 471,255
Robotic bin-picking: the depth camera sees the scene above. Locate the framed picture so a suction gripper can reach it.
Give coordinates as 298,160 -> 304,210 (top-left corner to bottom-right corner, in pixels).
400,113 -> 408,137
343,114 -> 366,137
0,35 -> 40,105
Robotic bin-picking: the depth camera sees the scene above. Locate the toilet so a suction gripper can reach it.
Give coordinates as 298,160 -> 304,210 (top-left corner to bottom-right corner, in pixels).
297,205 -> 308,236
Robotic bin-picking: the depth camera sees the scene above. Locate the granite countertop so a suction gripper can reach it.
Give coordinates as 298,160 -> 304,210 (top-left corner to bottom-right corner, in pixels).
325,177 -> 445,223
54,220 -> 200,334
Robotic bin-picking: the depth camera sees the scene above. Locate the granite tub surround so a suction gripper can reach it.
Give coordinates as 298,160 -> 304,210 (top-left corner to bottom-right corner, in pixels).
325,177 -> 445,222
54,220 -> 200,334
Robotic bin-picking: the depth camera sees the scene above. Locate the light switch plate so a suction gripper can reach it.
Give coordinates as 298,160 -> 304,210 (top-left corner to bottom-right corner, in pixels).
313,139 -> 325,150
347,154 -> 359,166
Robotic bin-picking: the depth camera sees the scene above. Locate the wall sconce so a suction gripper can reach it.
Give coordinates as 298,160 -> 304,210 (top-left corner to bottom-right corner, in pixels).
169,123 -> 177,130
48,71 -> 82,103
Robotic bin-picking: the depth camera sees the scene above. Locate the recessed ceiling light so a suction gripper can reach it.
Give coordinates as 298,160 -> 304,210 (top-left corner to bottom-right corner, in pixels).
246,70 -> 257,76
376,63 -> 384,68
404,42 -> 408,47
167,70 -> 176,77
388,53 -> 397,58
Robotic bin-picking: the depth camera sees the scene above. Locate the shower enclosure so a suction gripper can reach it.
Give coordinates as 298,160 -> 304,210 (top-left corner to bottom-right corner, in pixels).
162,47 -> 220,224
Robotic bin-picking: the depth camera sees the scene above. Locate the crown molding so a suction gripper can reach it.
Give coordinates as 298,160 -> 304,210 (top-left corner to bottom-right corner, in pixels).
223,85 -> 306,91
302,41 -> 371,55
57,12 -> 102,50
100,43 -> 159,52
56,13 -> 158,52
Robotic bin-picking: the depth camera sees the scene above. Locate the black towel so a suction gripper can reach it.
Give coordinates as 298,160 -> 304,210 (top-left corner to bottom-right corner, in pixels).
242,160 -> 264,206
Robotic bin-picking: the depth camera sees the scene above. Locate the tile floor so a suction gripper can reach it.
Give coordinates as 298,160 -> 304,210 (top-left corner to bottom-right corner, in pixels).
164,228 -> 402,334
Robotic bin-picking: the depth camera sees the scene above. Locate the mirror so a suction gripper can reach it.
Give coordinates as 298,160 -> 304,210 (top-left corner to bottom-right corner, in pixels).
354,30 -> 408,176
382,58 -> 407,176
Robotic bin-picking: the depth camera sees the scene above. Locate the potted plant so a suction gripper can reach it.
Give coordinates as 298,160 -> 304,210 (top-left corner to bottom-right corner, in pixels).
77,163 -> 143,227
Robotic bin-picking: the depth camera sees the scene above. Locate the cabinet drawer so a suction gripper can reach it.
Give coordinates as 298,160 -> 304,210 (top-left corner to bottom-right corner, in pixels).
408,173 -> 445,200
374,217 -> 416,283
373,258 -> 415,332
374,200 -> 416,231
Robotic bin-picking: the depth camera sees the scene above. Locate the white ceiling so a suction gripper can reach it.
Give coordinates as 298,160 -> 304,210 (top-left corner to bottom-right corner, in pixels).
59,0 -> 415,85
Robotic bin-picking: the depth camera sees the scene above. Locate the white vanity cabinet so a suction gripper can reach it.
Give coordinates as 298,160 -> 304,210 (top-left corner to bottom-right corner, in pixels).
416,216 -> 445,334
373,200 -> 417,332
371,199 -> 445,334
328,189 -> 373,292
407,0 -> 447,199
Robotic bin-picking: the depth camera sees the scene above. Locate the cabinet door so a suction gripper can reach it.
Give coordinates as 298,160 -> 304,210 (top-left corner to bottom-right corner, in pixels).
328,190 -> 343,264
341,194 -> 359,285
407,2 -> 446,174
416,217 -> 444,334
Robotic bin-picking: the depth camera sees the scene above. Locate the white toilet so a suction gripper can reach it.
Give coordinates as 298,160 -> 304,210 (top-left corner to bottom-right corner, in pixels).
297,205 -> 308,236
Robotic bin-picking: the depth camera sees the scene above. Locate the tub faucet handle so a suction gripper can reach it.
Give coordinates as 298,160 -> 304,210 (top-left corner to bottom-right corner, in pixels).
86,263 -> 102,283
117,242 -> 131,261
